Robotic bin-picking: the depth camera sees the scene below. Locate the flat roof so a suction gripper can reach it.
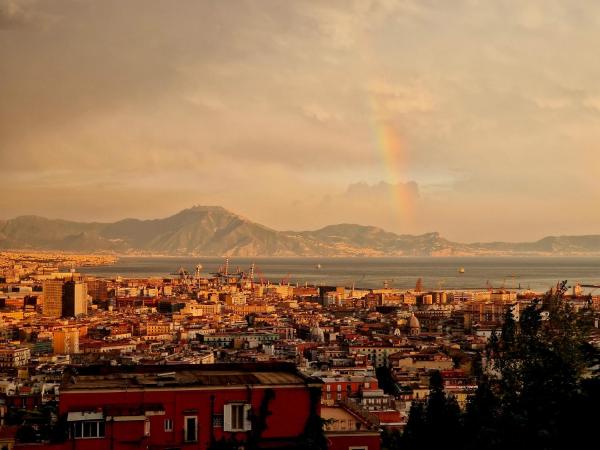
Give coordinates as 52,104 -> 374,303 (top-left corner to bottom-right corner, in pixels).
61,363 -> 317,391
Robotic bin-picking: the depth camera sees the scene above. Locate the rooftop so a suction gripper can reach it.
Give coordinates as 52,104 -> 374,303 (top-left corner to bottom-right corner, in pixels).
60,363 -> 317,391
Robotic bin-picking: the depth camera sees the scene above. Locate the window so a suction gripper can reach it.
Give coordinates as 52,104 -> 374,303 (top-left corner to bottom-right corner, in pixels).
337,384 -> 342,392
213,414 -> 224,427
184,416 -> 197,442
73,421 -> 105,439
326,385 -> 331,392
164,418 -> 173,432
364,382 -> 370,389
224,403 -> 251,432
144,419 -> 151,437
337,393 -> 342,400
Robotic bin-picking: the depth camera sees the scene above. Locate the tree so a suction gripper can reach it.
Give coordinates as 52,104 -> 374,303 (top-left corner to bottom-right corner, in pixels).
381,428 -> 402,450
488,281 -> 595,450
398,280 -> 598,450
399,400 -> 425,450
298,386 -> 329,450
400,371 -> 462,450
375,365 -> 397,395
463,377 -> 500,450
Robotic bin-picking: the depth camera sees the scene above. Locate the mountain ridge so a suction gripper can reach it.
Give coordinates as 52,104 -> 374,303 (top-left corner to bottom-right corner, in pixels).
1,206 -> 599,256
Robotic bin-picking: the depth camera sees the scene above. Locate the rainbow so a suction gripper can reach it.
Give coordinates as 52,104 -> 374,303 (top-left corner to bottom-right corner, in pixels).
368,94 -> 415,225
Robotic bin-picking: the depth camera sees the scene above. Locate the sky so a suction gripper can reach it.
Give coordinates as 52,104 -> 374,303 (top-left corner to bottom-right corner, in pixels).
1,0 -> 599,242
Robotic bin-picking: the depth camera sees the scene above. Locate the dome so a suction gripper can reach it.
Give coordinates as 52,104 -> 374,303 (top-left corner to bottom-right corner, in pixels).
409,313 -> 420,329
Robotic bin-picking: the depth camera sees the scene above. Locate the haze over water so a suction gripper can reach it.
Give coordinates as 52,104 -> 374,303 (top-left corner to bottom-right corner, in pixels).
80,256 -> 600,293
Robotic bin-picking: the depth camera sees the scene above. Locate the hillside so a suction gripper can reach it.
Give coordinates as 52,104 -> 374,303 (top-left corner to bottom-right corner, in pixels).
1,206 -> 599,256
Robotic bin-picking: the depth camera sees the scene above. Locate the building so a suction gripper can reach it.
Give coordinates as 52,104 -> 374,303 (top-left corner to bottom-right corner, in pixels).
0,347 -> 30,368
322,405 -> 381,450
388,350 -> 454,371
62,280 -> 88,317
203,332 -> 280,349
55,363 -> 324,450
42,279 -> 64,318
463,300 -> 518,331
223,292 -> 247,306
408,313 -> 421,336
347,344 -> 399,368
42,279 -> 88,318
53,328 -> 80,355
321,375 -> 379,405
86,279 -> 109,302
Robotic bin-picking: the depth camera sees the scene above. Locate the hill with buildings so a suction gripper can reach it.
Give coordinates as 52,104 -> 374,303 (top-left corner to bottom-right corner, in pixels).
1,206 -> 599,256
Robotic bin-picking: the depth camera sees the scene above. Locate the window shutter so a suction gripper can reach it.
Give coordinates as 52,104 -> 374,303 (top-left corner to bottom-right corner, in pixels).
243,404 -> 252,431
223,404 -> 233,432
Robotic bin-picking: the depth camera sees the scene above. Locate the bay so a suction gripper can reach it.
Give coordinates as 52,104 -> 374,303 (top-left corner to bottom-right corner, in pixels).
79,256 -> 600,293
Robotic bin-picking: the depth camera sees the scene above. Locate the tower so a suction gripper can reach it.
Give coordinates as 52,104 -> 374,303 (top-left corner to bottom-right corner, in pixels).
62,280 -> 88,318
42,279 -> 64,318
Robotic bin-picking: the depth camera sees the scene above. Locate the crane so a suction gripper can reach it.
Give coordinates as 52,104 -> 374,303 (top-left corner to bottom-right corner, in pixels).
254,267 -> 267,286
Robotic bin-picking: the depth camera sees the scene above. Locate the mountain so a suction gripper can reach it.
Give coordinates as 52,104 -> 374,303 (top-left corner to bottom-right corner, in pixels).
1,206 -> 599,256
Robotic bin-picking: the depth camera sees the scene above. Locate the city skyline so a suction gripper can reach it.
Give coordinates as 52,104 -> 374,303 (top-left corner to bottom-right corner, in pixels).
2,0 -> 600,242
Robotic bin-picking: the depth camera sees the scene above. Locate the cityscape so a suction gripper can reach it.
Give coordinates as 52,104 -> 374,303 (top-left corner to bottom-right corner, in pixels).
1,1 -> 600,450
0,250 -> 598,449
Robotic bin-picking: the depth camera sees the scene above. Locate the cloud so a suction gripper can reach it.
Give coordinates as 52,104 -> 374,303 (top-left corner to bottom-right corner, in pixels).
1,0 -> 600,241
301,104 -> 342,123
345,181 -> 419,199
368,80 -> 437,115
272,181 -> 422,234
0,0 -> 31,28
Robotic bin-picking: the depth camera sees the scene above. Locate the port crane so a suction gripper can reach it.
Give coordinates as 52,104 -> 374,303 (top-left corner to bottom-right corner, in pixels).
280,273 -> 291,286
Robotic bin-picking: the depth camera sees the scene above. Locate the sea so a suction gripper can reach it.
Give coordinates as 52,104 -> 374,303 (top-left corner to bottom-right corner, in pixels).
79,256 -> 600,294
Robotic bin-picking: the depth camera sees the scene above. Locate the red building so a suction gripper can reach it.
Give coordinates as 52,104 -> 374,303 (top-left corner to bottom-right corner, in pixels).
321,376 -> 379,405
30,363 -> 328,450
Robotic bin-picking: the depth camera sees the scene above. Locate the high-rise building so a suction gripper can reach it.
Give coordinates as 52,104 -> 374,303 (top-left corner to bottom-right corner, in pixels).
42,279 -> 64,318
62,280 -> 88,317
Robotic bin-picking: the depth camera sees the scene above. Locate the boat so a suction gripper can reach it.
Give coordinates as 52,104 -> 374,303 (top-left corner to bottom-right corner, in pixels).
315,264 -> 322,270
458,267 -> 465,274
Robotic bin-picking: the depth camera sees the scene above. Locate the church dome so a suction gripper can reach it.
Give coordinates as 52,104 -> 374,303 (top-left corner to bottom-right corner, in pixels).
409,313 -> 420,329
